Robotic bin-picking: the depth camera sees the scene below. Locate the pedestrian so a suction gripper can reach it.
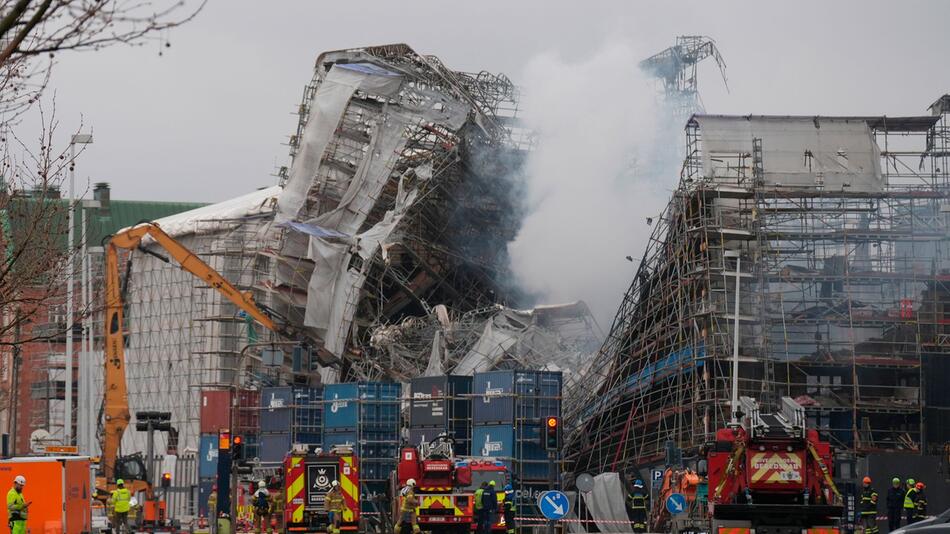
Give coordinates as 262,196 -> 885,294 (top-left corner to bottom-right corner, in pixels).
110,478 -> 132,534
886,477 -> 902,532
860,477 -> 879,534
628,479 -> 649,534
474,481 -> 488,534
6,475 -> 29,534
324,480 -> 344,534
481,480 -> 499,534
502,484 -> 516,534
903,478 -> 918,526
913,483 -> 927,522
395,478 -> 419,534
252,480 -> 271,534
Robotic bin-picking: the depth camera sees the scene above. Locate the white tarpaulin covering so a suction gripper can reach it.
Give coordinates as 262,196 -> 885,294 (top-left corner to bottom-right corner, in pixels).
139,185 -> 280,238
696,115 -> 883,192
277,66 -> 370,222
581,472 -> 632,533
305,177 -> 420,355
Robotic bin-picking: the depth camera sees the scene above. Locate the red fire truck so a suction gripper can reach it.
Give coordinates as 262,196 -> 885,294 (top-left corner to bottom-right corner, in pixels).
707,396 -> 843,534
396,436 -> 510,533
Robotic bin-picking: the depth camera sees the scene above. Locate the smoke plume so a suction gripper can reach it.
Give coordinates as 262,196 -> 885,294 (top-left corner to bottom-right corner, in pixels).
508,42 -> 681,330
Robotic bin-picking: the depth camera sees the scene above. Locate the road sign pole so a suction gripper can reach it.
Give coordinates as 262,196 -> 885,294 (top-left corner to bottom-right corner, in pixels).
547,451 -> 555,534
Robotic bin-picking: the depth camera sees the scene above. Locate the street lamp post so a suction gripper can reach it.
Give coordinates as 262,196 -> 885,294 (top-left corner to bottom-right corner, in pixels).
79,199 -> 99,454
66,133 -> 92,446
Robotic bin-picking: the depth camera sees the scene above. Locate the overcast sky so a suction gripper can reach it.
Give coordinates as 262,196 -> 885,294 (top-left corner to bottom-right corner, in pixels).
23,0 -> 950,203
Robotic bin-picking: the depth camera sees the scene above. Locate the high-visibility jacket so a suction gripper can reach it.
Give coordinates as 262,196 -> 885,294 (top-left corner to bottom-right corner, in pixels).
904,488 -> 918,509
112,487 -> 132,513
325,489 -> 345,513
860,487 -> 878,515
6,488 -> 26,521
474,488 -> 485,511
629,489 -> 648,511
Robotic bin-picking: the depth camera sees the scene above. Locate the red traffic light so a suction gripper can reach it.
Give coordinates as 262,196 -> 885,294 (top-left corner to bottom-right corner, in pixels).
162,472 -> 171,481
233,435 -> 243,446
546,417 -> 558,428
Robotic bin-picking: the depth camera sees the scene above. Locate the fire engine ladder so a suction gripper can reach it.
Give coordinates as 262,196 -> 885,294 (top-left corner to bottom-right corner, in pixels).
740,396 -> 805,439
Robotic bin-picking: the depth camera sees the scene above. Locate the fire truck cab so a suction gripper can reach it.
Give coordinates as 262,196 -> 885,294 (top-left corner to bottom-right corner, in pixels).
283,446 -> 360,533
397,437 -> 510,533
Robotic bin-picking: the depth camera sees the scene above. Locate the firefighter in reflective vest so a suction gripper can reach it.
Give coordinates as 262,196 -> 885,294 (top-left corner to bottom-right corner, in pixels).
502,484 -> 516,534
628,479 -> 649,534
903,478 -> 919,525
860,476 -> 879,534
324,480 -> 344,534
396,478 -> 419,534
914,482 -> 927,521
474,481 -> 488,534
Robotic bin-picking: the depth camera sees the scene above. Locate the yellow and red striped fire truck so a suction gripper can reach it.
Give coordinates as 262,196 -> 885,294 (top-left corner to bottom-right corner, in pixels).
283,447 -> 361,532
397,437 -> 510,534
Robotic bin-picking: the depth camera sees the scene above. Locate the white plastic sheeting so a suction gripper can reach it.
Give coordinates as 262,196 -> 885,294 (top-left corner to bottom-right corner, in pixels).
305,177 -> 420,355
696,116 -> 883,192
581,472 -> 633,533
277,66 -> 370,223
140,185 -> 280,238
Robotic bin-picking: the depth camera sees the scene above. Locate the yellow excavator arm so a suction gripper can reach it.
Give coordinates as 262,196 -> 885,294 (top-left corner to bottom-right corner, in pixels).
101,222 -> 279,480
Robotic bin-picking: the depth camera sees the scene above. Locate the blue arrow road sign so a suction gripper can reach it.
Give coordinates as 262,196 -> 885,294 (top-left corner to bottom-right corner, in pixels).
538,490 -> 570,520
666,493 -> 687,515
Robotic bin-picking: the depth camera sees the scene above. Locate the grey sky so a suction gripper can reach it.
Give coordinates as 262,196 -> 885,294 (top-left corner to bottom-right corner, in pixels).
26,0 -> 950,203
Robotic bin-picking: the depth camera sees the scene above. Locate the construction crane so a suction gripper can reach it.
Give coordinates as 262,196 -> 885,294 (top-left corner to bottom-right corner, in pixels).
639,35 -> 728,117
96,222 -> 287,515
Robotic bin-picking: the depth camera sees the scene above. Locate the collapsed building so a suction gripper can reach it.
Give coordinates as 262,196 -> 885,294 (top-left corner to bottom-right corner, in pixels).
112,44 -> 584,463
567,98 -> 950,482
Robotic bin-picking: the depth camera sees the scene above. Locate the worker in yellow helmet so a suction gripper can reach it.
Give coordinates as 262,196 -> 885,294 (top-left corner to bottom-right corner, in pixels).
6,476 -> 29,534
110,478 -> 132,534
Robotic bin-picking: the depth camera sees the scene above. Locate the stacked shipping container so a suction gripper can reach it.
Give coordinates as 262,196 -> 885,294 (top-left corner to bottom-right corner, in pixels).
198,390 -> 229,518
472,370 -> 562,515
323,382 -> 401,512
408,375 -> 473,455
259,386 -> 324,463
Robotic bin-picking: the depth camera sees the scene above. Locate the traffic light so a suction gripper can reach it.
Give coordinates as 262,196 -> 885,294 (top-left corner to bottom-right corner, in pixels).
161,472 -> 171,488
232,435 -> 253,475
544,416 -> 560,451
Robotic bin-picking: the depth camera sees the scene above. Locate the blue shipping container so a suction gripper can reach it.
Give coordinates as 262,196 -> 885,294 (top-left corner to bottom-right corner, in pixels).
199,434 -> 219,478
323,383 -> 401,430
472,424 -> 549,462
260,433 -> 290,464
473,371 -> 562,424
260,386 -> 323,433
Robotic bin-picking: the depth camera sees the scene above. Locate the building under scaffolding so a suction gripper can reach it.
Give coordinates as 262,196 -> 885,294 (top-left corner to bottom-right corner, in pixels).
567,97 -> 950,476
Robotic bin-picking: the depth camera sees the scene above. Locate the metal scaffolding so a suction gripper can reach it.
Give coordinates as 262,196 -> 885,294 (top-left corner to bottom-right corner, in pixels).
566,100 -> 950,477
